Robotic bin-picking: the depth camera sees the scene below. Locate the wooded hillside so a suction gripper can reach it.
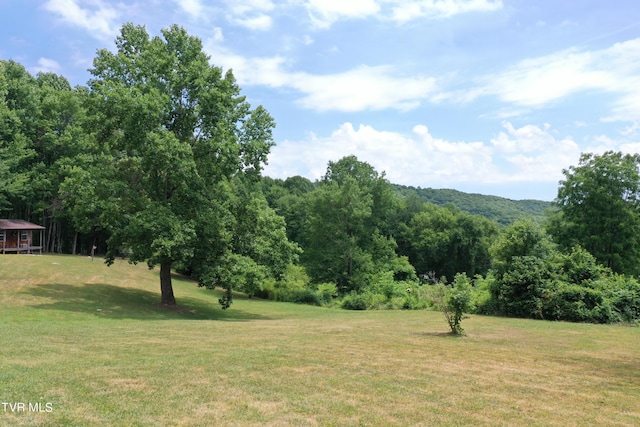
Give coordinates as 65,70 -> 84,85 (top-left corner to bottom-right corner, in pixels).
392,185 -> 552,225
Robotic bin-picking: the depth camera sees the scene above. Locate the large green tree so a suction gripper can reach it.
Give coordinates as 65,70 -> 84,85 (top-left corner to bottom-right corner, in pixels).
87,24 -> 275,305
301,156 -> 408,293
551,151 -> 640,276
400,203 -> 497,281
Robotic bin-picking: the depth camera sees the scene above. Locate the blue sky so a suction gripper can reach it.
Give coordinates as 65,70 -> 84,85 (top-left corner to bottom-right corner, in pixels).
2,0 -> 640,201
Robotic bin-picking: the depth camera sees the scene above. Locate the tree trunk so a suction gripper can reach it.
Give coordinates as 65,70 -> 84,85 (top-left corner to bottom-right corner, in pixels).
160,261 -> 176,305
72,231 -> 78,255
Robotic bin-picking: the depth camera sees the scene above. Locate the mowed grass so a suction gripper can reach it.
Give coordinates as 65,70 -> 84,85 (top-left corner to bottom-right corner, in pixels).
1,255 -> 639,426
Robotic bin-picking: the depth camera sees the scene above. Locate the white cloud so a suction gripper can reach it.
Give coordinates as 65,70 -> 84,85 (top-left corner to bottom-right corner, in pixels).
211,27 -> 224,43
43,0 -> 121,40
478,49 -> 612,107
230,14 -> 273,31
470,38 -> 640,123
204,41 -> 438,111
290,65 -> 437,112
227,0 -> 275,15
305,0 -> 380,29
621,121 -> 640,137
31,58 -> 62,74
490,122 -> 581,182
225,0 -> 275,30
303,0 -> 503,28
174,0 -> 203,18
265,121 -> 581,188
389,0 -> 503,23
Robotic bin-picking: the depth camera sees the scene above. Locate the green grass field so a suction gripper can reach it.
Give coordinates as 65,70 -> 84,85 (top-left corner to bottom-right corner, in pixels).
1,255 -> 639,426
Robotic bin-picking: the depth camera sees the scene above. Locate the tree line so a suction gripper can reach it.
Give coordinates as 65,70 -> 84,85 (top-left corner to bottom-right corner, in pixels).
1,24 -> 639,323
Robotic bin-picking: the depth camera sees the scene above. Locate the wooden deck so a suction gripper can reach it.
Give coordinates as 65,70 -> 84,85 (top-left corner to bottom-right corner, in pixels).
1,245 -> 43,254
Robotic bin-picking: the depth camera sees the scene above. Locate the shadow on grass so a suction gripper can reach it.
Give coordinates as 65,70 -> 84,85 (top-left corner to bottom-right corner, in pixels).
418,331 -> 466,338
24,283 -> 271,321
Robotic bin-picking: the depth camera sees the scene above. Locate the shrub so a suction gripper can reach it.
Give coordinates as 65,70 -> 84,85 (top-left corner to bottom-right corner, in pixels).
427,274 -> 473,335
340,291 -> 388,310
341,292 -> 369,310
260,263 -> 310,301
471,274 -> 496,315
446,274 -> 474,334
315,282 -> 338,306
594,274 -> 640,323
543,282 -> 609,322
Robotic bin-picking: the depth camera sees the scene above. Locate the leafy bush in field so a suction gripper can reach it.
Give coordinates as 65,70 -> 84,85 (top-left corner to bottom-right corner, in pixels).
315,282 -> 338,306
262,263 -> 317,303
471,274 -> 497,315
340,292 -> 374,310
201,253 -> 268,299
425,273 -> 474,334
592,274 -> 640,323
542,281 -> 611,322
336,271 -> 427,310
446,274 -> 474,334
486,220 -> 640,323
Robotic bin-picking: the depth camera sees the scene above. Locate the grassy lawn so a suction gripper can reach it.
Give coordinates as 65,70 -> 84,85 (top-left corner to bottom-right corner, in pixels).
1,254 -> 639,426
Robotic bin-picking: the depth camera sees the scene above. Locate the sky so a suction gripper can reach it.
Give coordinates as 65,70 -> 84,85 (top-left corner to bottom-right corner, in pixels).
2,0 -> 640,201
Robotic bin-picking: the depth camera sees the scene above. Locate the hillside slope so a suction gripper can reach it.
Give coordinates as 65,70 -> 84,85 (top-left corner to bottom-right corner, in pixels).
393,184 -> 553,225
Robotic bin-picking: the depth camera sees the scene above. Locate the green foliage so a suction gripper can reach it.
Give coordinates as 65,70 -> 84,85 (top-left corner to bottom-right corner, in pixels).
301,156 -> 411,294
341,292 -> 377,310
336,271 -> 425,311
428,273 -> 474,335
542,281 -> 611,323
591,274 -> 640,323
0,59 -> 95,252
198,252 -> 267,300
400,203 -> 497,279
497,255 -> 551,318
393,184 -> 552,225
315,282 -> 339,306
447,274 -> 474,334
262,263 -> 314,303
84,24 -> 277,306
487,218 -> 640,323
552,151 -> 640,276
470,274 -> 496,315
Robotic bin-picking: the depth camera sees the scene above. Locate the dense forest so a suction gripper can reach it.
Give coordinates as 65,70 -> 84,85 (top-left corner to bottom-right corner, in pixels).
1,24 -> 639,323
392,185 -> 552,225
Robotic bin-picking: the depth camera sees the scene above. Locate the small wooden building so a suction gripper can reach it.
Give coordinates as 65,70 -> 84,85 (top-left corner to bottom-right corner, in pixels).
0,219 -> 45,254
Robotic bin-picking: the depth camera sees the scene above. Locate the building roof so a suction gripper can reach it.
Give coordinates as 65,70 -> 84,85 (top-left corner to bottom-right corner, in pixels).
0,219 -> 45,230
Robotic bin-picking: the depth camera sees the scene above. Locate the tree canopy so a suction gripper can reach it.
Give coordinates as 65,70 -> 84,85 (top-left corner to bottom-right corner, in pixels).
82,23 -> 276,305
552,151 -> 640,276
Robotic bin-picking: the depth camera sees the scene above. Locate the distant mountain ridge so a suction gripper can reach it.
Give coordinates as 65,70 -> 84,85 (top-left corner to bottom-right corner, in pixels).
393,184 -> 554,225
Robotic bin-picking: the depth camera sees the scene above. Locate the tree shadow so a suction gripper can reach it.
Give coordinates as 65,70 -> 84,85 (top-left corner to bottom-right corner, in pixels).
24,283 -> 271,321
417,331 -> 466,338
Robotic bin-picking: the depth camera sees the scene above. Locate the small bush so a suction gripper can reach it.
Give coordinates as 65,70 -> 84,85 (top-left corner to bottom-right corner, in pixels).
471,274 -> 496,315
341,292 -> 369,310
262,263 -> 314,302
427,274 -> 473,335
340,292 -> 388,310
316,282 -> 338,306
